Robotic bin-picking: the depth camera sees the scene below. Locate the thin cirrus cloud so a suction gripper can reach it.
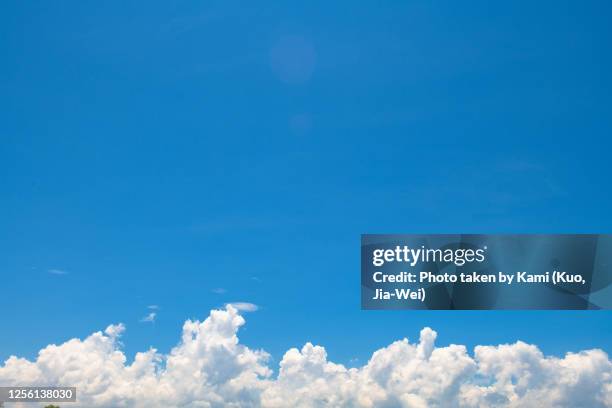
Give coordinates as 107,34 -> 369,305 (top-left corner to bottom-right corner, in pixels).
0,306 -> 610,407
48,269 -> 68,275
226,302 -> 258,312
140,312 -> 156,323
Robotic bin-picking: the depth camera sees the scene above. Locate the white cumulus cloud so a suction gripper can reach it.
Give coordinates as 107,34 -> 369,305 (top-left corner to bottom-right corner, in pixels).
0,306 -> 610,408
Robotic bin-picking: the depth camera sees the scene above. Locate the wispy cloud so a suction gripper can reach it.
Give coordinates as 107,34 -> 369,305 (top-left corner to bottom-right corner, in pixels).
147,305 -> 160,310
226,302 -> 258,312
140,312 -> 156,323
212,288 -> 227,294
48,269 -> 68,275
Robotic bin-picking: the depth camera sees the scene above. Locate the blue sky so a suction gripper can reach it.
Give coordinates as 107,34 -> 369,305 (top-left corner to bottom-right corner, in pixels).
1,1 -> 611,366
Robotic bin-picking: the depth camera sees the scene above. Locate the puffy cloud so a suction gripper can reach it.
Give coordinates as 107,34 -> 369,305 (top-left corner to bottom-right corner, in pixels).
1,307 -> 610,408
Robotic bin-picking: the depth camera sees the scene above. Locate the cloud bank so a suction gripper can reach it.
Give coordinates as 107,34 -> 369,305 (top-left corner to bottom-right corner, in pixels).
1,306 -> 610,408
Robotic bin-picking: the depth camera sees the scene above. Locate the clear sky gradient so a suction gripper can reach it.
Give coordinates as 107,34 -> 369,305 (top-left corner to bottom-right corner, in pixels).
1,1 -> 611,365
